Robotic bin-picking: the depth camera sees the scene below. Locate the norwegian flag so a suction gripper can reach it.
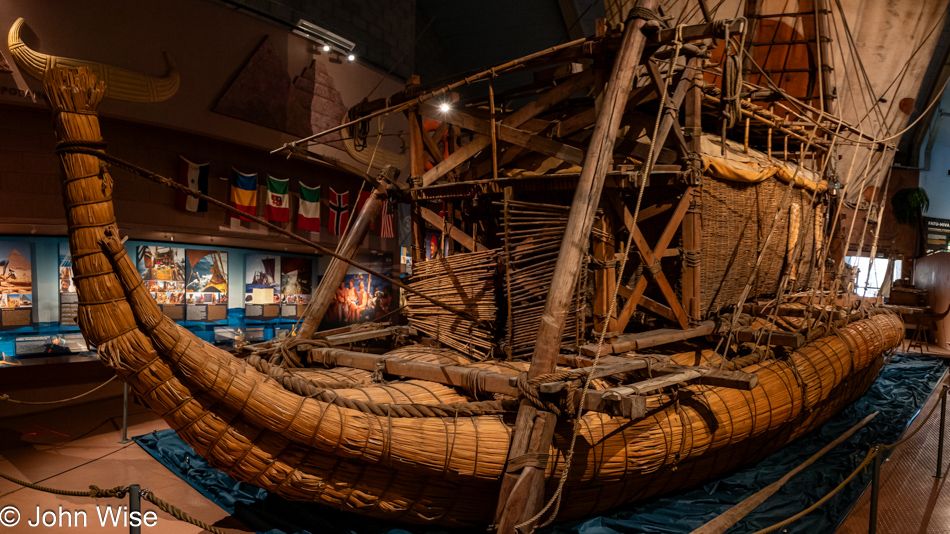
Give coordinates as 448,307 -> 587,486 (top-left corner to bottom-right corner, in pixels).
380,200 -> 394,238
356,190 -> 377,230
327,188 -> 349,235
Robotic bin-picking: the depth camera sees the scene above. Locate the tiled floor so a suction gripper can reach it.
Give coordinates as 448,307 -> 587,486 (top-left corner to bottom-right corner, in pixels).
0,395 -> 251,533
837,378 -> 950,534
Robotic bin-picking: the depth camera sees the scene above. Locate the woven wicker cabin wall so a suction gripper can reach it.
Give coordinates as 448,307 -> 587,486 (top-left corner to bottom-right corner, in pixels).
699,176 -> 821,317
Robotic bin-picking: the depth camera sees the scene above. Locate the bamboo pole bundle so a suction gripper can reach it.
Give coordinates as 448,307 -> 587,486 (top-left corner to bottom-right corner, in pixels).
495,201 -> 584,357
406,249 -> 498,359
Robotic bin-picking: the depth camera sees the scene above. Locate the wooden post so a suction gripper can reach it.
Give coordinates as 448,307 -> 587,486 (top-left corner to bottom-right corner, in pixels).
297,167 -> 396,340
682,60 -> 703,321
493,3 -> 657,531
407,76 -> 426,266
592,215 -> 617,335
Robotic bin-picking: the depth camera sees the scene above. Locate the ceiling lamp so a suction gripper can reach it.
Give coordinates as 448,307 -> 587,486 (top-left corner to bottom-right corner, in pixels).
293,19 -> 356,59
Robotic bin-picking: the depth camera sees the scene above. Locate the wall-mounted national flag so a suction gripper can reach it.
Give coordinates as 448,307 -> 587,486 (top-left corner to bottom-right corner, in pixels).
265,175 -> 290,223
328,188 -> 349,235
229,169 -> 257,221
380,199 -> 394,238
176,156 -> 209,212
356,190 -> 377,230
297,183 -> 320,232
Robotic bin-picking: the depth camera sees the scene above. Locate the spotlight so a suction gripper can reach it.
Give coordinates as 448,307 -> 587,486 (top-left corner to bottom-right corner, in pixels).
347,53 -> 356,62
322,44 -> 330,52
439,102 -> 451,113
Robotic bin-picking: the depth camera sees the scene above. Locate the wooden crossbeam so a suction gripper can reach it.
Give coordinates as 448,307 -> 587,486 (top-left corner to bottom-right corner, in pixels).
324,326 -> 415,346
428,105 -> 585,165
421,68 -> 595,187
538,355 -> 671,393
644,58 -> 701,167
611,188 -> 694,330
554,83 -> 658,138
309,347 -> 647,418
418,114 -> 446,164
418,206 -> 487,252
734,328 -> 805,348
580,320 -> 718,356
647,19 -> 745,44
654,364 -> 758,390
600,364 -> 757,396
311,347 -> 519,396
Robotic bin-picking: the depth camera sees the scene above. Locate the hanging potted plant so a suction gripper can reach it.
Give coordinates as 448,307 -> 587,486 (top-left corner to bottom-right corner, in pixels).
890,187 -> 930,256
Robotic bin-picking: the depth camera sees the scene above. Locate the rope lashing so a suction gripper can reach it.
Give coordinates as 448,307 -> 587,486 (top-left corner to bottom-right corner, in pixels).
514,368 -> 592,419
684,250 -> 702,267
626,7 -> 667,27
716,18 -> 746,148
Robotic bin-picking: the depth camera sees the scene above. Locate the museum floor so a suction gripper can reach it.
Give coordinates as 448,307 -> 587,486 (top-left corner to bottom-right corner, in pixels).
0,375 -> 947,534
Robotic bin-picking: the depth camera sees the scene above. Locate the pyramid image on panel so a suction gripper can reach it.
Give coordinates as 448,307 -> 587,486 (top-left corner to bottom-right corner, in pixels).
307,60 -> 347,149
214,36 -> 293,135
6,249 -> 31,283
214,36 -> 349,146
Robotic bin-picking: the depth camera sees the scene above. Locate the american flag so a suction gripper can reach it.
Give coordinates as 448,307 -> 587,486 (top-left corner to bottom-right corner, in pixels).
380,200 -> 394,238
328,188 -> 349,235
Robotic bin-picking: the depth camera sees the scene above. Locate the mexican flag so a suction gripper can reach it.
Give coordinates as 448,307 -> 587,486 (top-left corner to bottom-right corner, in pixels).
265,175 -> 290,223
297,183 -> 321,231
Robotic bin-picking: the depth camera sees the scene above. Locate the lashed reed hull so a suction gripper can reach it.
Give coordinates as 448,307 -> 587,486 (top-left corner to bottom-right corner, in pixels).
52,69 -> 903,527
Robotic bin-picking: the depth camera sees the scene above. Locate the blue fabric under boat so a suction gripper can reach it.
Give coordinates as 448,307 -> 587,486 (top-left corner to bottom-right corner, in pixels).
134,352 -> 947,534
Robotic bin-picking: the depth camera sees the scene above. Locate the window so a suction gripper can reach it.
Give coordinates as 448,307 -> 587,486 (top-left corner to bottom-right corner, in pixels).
844,256 -> 902,298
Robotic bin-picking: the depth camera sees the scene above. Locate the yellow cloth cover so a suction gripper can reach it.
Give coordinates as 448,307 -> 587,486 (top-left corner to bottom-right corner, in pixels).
700,135 -> 827,193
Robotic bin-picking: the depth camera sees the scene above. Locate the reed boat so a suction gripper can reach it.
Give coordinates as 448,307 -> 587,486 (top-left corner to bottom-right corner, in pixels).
37,1 -> 915,530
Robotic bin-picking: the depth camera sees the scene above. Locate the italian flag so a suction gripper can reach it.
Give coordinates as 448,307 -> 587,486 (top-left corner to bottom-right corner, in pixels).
297,183 -> 321,232
265,175 -> 290,222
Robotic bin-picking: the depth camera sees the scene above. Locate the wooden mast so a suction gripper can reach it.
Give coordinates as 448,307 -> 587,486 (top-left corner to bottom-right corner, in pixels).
296,166 -> 397,340
493,2 -> 658,531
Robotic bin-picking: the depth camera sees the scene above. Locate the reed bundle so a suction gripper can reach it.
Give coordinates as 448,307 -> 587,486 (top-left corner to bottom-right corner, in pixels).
405,249 -> 498,359
48,67 -> 905,528
498,201 -> 585,357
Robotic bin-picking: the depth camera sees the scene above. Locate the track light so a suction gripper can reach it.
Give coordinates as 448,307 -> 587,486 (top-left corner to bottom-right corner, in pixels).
439,103 -> 451,113
293,19 -> 356,61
